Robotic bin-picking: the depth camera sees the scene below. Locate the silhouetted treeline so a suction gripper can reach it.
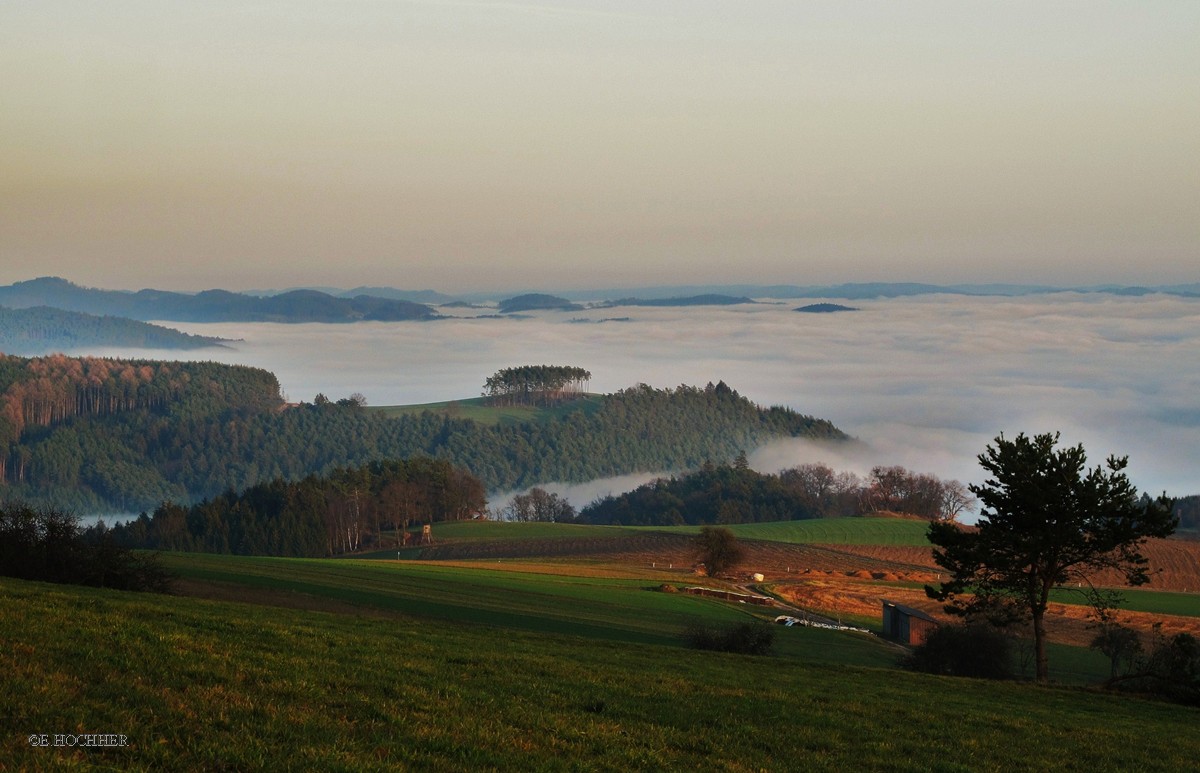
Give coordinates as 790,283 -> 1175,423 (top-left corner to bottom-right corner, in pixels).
108,458 -> 486,557
577,462 -> 973,526
0,503 -> 173,591
1,358 -> 844,513
1175,495 -> 1200,532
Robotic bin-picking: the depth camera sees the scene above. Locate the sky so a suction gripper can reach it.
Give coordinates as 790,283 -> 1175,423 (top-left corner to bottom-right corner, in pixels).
82,293 -> 1200,503
1,1 -> 1197,293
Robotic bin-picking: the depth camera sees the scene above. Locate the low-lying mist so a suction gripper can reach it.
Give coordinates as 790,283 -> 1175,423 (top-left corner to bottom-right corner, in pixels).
82,292 -> 1199,500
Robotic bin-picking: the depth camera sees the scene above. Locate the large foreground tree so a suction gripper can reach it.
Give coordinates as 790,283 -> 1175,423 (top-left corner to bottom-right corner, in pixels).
926,432 -> 1176,682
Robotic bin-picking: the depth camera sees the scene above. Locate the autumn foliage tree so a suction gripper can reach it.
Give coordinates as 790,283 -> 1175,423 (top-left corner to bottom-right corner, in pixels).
927,432 -> 1176,682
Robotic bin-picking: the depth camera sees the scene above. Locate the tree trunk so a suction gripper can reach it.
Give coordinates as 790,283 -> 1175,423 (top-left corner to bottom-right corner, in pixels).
1033,609 -> 1049,682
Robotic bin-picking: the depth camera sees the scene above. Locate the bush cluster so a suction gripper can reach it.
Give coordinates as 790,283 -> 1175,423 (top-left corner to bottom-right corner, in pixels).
1115,630 -> 1200,706
902,623 -> 1014,680
0,503 -> 173,592
684,621 -> 776,656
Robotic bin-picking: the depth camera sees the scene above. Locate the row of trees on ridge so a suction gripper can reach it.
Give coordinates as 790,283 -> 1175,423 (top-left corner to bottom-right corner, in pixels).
105,457 -> 486,557
577,460 -> 975,526
482,365 -> 591,406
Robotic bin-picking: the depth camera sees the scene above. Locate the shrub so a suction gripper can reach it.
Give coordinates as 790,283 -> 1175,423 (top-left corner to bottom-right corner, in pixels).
684,621 -> 775,655
0,503 -> 173,592
903,623 -> 1013,680
1115,629 -> 1200,706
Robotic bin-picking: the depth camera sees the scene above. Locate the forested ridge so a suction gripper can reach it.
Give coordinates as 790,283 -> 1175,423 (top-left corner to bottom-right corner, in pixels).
577,460 -> 974,526
0,306 -> 231,355
0,277 -> 437,323
0,354 -> 846,513
0,354 -> 281,448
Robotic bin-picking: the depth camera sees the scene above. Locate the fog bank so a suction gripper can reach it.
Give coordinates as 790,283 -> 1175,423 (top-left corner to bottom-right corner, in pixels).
78,293 -> 1199,498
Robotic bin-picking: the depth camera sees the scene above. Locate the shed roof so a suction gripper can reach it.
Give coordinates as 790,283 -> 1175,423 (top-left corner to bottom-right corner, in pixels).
882,600 -> 938,624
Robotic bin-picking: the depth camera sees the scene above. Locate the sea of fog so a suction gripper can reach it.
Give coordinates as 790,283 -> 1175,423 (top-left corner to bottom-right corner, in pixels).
76,293 -> 1199,511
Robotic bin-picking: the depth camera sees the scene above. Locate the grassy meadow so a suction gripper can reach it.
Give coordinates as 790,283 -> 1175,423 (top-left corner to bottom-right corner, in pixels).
7,516 -> 1200,769
660,517 -> 934,546
6,574 -> 1200,772
1046,585 -> 1200,619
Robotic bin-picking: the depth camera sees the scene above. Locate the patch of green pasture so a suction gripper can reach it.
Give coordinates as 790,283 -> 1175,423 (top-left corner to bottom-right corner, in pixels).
1047,585 -> 1200,618
160,553 -> 816,651
354,520 -> 639,560
370,519 -> 638,546
656,517 -> 933,546
368,394 -> 603,426
161,553 -> 1112,678
4,578 -> 1198,772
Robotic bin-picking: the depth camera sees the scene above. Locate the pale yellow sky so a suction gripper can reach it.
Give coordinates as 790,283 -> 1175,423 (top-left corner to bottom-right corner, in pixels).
1,1 -> 1197,292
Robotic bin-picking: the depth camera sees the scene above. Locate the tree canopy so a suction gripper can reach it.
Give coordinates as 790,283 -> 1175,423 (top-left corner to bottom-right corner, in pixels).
482,365 -> 591,406
694,526 -> 744,577
107,457 -> 486,557
578,461 -> 968,526
926,432 -> 1176,682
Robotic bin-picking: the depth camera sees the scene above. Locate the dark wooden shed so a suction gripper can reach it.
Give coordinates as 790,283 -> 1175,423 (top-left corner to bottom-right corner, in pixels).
881,600 -> 939,645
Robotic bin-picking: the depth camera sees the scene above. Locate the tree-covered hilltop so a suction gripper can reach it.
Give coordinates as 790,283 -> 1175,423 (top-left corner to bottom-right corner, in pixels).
0,355 -> 846,513
577,460 -> 971,526
497,293 -> 582,313
482,365 -> 591,406
0,306 -> 232,355
104,457 -> 486,558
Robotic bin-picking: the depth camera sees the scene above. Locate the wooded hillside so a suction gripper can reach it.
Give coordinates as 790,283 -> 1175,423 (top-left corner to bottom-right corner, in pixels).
0,355 -> 845,514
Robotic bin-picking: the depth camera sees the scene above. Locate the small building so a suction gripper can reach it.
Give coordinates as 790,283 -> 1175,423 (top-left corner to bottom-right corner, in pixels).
881,600 -> 939,645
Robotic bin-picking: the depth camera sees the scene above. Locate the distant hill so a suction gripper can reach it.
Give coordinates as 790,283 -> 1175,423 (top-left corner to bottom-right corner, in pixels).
795,303 -> 858,313
0,277 -> 438,323
539,283 -> 1200,302
338,286 -> 459,305
498,294 -> 582,313
0,306 -> 231,355
597,294 -> 756,308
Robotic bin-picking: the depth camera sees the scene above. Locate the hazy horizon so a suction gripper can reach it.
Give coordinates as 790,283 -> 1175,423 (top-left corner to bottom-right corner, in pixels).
3,2 -> 1197,293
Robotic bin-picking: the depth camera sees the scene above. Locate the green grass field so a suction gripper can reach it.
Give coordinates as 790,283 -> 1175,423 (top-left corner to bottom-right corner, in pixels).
369,516 -> 932,550
5,574 -> 1198,771
368,395 -> 604,426
373,519 -> 640,546
9,516 -> 1196,768
659,517 -> 934,546
1047,585 -> 1200,619
160,553 -> 895,667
